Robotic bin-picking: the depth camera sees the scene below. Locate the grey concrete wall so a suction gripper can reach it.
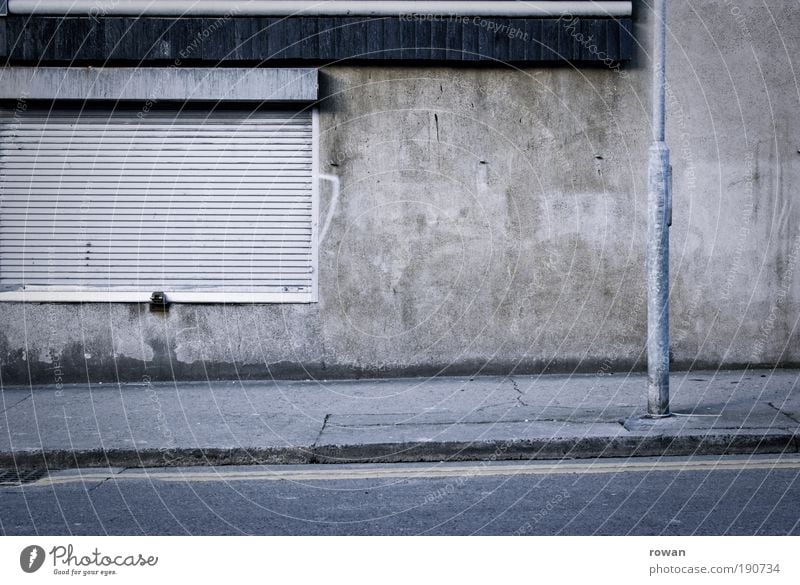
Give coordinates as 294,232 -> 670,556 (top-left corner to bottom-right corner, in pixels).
2,0 -> 799,385
664,0 -> 800,369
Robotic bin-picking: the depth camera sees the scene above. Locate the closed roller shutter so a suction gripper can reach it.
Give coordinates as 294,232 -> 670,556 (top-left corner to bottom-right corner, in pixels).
0,105 -> 318,303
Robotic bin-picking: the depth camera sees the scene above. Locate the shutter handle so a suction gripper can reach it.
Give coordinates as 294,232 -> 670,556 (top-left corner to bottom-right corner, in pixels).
150,291 -> 170,311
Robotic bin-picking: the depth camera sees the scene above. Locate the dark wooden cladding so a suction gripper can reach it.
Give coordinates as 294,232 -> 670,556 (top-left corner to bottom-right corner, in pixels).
0,16 -> 633,63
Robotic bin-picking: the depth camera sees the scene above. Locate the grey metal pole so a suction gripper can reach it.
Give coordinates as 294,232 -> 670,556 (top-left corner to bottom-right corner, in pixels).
647,0 -> 671,416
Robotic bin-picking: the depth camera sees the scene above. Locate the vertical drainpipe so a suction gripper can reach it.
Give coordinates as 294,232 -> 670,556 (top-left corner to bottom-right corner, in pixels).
647,0 -> 672,416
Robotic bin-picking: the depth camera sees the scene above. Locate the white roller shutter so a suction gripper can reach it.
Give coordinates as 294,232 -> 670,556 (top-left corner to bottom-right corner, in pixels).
0,105 -> 318,303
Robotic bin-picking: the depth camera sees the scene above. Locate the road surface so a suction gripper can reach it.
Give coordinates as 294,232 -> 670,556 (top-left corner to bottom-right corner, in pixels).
2,454 -> 799,535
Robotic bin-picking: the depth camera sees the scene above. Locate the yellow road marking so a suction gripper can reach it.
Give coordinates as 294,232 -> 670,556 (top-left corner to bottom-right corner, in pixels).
24,457 -> 800,487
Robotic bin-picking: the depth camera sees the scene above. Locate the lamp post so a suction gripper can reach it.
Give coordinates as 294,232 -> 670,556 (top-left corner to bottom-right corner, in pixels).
647,0 -> 672,416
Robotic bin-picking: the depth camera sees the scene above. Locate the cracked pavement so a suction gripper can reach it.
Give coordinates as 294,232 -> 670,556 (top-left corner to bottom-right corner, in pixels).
1,370 -> 798,468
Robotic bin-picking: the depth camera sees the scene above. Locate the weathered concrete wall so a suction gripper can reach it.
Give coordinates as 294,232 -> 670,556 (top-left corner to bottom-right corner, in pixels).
1,1 -> 799,384
663,0 -> 800,368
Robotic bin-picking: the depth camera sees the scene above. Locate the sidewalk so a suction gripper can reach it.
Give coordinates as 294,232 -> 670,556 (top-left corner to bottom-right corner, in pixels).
1,370 -> 798,469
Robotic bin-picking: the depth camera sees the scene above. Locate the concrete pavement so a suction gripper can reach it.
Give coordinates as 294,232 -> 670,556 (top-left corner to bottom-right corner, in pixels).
1,370 -> 798,470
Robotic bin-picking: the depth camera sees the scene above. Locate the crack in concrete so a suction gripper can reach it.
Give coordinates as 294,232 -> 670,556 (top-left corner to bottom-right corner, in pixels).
508,376 -> 528,407
768,401 -> 800,425
87,467 -> 128,493
312,414 -> 330,448
474,400 -> 519,413
326,416 -> 614,428
0,393 -> 31,416
87,476 -> 112,493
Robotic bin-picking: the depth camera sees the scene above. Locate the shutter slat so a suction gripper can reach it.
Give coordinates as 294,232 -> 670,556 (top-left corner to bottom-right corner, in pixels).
1,253 -> 309,259
1,193 -> 311,200
1,242 -> 313,249
2,154 -> 311,162
1,189 -> 311,196
1,168 -> 311,175
2,211 -> 312,217
2,261 -> 312,268
1,178 -> 312,186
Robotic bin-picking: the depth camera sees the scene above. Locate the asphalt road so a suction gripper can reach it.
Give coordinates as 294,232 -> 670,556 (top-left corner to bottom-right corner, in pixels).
2,455 -> 799,535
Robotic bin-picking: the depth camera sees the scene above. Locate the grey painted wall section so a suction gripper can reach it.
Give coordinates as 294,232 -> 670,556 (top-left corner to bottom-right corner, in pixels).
1,1 -> 799,384
0,67 -> 318,101
0,16 -> 632,64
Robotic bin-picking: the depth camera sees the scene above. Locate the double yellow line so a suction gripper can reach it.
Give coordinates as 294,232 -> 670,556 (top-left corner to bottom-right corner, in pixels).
24,456 -> 800,487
